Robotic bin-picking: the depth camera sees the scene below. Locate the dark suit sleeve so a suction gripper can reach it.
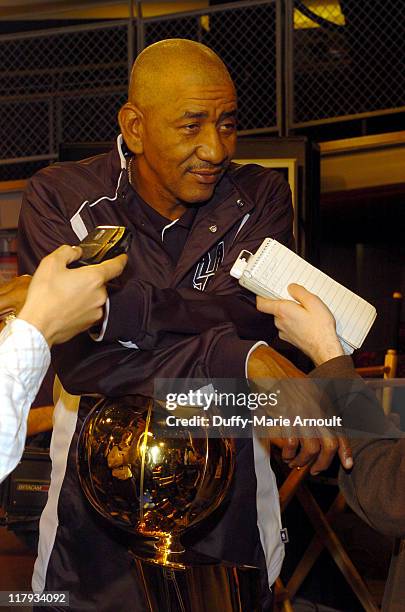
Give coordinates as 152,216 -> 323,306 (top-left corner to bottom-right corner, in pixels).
338,435 -> 405,538
309,356 -> 405,538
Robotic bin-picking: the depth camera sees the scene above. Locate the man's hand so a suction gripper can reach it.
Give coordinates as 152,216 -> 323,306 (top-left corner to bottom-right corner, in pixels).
256,284 -> 344,366
0,274 -> 31,317
18,245 -> 127,346
247,344 -> 353,474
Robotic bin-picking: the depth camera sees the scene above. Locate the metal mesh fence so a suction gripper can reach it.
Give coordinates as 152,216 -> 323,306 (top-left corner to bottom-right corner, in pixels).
1,1 -> 405,181
290,0 -> 405,126
144,2 -> 278,133
60,91 -> 127,143
1,99 -> 51,160
0,22 -> 129,180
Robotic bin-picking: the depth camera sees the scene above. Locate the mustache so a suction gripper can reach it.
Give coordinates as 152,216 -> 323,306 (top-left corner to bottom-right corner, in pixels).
187,160 -> 230,173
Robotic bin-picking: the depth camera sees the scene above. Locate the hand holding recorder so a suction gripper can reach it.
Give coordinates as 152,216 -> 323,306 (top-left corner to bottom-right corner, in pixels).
1,242 -> 128,346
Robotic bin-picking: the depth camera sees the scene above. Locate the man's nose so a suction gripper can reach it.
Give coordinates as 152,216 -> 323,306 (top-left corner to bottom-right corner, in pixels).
196,127 -> 227,165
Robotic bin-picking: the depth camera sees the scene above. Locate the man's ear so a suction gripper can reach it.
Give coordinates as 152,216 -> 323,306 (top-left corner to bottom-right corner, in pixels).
118,102 -> 144,154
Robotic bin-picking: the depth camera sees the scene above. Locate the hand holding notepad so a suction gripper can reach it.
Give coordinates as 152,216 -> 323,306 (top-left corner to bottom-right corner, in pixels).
230,239 -> 377,355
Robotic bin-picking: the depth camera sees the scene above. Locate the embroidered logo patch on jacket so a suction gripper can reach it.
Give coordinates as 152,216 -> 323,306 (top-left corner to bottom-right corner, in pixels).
193,241 -> 224,291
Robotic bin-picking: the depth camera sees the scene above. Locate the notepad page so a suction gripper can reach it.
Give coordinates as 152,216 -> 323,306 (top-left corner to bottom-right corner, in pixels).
243,239 -> 376,350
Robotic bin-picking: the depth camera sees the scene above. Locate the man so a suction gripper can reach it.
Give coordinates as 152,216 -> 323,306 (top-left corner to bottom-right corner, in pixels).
258,283 -> 405,612
18,39 -> 350,610
0,245 -> 127,484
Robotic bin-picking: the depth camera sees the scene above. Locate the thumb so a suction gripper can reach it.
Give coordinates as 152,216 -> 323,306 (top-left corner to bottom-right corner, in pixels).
287,283 -> 314,305
94,254 -> 128,283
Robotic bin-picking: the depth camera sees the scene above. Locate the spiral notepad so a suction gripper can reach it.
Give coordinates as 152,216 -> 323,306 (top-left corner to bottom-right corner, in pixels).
230,239 -> 377,354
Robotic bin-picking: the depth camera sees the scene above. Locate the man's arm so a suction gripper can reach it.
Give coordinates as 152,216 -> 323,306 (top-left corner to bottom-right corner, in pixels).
338,434 -> 405,538
50,319 -> 260,397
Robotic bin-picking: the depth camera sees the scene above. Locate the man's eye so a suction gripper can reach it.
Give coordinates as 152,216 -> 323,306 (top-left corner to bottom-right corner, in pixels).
182,124 -> 200,132
219,122 -> 237,132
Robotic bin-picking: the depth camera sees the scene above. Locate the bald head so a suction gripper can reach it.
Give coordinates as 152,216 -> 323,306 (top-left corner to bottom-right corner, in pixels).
129,39 -> 235,110
119,38 -> 237,213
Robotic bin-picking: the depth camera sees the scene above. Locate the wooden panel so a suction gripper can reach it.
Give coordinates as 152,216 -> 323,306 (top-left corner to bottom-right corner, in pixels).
0,183 -> 25,229
0,180 -> 27,193
320,130 -> 405,155
321,146 -> 405,192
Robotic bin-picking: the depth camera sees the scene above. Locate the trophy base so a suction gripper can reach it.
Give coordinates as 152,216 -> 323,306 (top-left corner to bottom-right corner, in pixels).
130,551 -> 262,612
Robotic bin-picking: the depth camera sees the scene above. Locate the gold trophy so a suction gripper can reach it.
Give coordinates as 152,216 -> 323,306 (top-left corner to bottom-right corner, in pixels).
77,396 -> 262,611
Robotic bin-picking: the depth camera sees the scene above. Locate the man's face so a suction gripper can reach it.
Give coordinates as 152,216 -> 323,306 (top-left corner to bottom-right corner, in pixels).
136,79 -> 237,207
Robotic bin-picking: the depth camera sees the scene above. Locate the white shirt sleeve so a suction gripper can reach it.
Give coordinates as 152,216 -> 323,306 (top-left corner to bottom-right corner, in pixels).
244,340 -> 268,378
0,318 -> 50,483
